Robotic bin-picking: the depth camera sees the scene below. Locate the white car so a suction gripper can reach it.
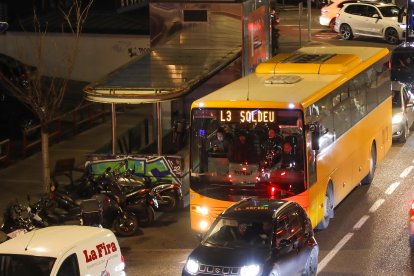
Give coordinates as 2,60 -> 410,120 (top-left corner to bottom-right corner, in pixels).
334,2 -> 406,44
392,84 -> 414,142
320,0 -> 358,30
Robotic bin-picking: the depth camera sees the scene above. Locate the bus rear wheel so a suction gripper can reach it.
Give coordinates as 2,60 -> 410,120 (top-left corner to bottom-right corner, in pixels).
316,183 -> 333,231
362,143 -> 376,185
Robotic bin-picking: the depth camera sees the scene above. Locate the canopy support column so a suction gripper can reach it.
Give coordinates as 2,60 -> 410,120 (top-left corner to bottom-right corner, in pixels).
156,102 -> 162,155
111,103 -> 117,155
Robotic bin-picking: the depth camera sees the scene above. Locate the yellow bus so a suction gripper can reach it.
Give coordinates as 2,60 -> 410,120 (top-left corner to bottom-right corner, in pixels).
189,46 -> 392,232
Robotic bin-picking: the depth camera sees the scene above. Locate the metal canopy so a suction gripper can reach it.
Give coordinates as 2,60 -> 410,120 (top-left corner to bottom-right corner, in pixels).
84,47 -> 241,104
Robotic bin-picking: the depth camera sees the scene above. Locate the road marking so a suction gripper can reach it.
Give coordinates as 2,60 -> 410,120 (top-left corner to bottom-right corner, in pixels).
353,215 -> 370,231
385,181 -> 400,195
317,233 -> 354,272
122,249 -> 194,252
400,166 -> 414,178
369,199 -> 385,213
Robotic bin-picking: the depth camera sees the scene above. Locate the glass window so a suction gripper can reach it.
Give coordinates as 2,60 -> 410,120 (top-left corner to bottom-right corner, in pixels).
392,90 -> 402,108
306,94 -> 334,150
0,254 -> 55,276
345,4 -> 364,16
366,6 -> 379,17
57,254 -> 80,276
275,214 -> 289,242
349,76 -> 367,124
190,108 -> 306,200
378,6 -> 400,17
332,88 -> 351,137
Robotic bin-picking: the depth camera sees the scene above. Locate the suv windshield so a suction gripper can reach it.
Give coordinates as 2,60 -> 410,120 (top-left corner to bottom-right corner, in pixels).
203,218 -> 272,248
0,254 -> 55,276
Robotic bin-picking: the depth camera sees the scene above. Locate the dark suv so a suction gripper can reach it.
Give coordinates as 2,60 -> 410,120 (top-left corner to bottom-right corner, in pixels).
183,198 -> 319,276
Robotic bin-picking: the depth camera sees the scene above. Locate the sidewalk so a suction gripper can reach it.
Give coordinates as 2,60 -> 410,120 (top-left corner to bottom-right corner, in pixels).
0,104 -> 155,224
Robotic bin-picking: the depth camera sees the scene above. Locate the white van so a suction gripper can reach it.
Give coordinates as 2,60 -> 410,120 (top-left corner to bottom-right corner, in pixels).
0,225 -> 125,276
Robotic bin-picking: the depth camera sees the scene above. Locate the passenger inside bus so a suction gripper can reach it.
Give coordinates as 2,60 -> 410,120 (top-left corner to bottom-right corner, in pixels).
280,135 -> 304,170
209,127 -> 230,155
229,131 -> 255,163
261,125 -> 283,168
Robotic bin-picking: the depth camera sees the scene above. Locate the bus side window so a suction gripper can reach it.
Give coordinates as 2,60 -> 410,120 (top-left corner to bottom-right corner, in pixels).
350,77 -> 367,124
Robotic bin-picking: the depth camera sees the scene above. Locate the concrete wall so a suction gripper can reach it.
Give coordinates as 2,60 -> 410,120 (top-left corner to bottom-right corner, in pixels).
0,32 -> 150,82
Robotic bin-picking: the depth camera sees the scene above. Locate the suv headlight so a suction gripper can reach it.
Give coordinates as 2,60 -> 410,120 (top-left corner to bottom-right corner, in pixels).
185,258 -> 199,274
240,264 -> 261,276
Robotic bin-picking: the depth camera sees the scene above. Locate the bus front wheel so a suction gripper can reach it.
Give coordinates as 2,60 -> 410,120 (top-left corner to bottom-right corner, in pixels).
316,183 -> 333,231
362,143 -> 376,185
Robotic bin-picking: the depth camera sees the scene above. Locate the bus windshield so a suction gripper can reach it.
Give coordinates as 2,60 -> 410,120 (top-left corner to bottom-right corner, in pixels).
190,108 -> 306,201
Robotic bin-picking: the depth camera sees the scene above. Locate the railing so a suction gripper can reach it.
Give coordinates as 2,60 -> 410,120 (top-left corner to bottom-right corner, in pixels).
21,120 -> 61,157
0,138 -> 10,165
20,102 -> 108,158
117,0 -> 148,12
70,102 -> 107,135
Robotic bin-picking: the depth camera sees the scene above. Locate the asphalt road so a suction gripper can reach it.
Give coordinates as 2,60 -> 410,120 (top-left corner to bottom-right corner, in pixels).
117,8 -> 412,276
121,139 -> 414,275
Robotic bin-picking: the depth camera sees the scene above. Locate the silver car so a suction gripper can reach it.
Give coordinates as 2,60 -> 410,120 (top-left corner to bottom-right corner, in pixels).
392,84 -> 414,142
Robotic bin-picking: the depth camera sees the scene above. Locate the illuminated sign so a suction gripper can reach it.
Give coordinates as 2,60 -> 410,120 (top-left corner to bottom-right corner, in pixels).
234,206 -> 269,211
220,110 -> 275,123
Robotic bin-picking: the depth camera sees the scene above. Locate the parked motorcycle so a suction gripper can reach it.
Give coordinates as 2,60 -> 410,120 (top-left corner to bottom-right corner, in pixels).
50,174 -> 139,236
117,168 -> 182,212
101,167 -> 158,227
0,197 -> 47,239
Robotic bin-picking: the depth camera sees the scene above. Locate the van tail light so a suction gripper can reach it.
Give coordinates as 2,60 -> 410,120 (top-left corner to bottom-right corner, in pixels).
115,255 -> 126,273
410,201 -> 414,217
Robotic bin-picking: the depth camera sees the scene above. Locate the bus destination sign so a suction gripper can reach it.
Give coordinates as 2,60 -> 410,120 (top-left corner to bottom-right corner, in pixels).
220,110 -> 275,123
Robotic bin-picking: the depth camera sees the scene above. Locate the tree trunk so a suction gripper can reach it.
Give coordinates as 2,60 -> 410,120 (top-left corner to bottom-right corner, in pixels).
41,128 -> 50,193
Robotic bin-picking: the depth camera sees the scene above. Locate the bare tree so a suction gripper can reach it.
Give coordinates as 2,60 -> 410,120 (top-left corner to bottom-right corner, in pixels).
0,0 -> 93,192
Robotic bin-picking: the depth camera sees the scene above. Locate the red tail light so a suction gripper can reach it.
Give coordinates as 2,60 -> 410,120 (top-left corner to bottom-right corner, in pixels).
410,201 -> 414,216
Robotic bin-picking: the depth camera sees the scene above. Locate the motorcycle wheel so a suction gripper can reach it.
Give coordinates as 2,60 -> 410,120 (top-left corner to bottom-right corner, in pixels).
138,205 -> 155,227
158,195 -> 177,212
112,213 -> 139,237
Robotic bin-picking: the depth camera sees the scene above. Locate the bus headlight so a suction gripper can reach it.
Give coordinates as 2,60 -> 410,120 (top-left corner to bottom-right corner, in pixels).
392,113 -> 403,124
240,264 -> 261,276
199,220 -> 209,231
185,258 -> 199,274
196,206 -> 209,216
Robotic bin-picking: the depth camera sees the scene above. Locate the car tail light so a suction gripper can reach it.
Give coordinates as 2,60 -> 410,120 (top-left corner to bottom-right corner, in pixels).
410,201 -> 414,217
115,255 -> 126,273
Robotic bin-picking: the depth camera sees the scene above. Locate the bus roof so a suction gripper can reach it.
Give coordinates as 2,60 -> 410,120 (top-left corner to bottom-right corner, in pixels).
191,46 -> 389,110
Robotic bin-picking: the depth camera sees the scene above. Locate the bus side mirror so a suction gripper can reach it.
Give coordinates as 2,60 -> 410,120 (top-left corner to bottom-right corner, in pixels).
309,123 -> 320,151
